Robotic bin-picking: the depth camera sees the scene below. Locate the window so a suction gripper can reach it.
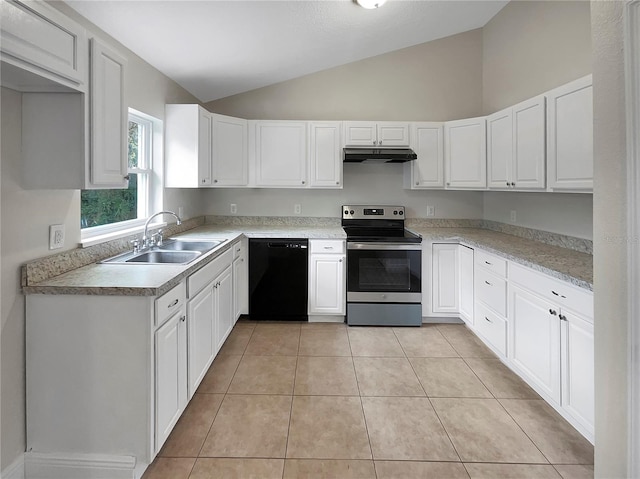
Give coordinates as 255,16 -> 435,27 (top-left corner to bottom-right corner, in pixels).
81,109 -> 160,240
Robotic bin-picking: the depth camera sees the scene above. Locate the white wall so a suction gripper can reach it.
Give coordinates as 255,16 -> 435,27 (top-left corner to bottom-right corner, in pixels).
483,192 -> 593,240
591,2 -> 629,476
204,163 -> 483,219
0,4 -> 202,470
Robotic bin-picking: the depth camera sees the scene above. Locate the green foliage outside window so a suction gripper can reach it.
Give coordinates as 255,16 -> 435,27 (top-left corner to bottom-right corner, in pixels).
80,121 -> 140,229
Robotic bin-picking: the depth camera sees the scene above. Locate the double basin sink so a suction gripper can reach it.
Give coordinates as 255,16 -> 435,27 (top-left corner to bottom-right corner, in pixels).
101,239 -> 226,265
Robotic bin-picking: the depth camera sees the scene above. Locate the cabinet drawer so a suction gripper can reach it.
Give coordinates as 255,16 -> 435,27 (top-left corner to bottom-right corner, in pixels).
156,282 -> 186,328
310,239 -> 345,254
474,268 -> 507,316
474,302 -> 507,356
510,263 -> 593,319
232,239 -> 244,260
475,250 -> 507,277
188,249 -> 233,298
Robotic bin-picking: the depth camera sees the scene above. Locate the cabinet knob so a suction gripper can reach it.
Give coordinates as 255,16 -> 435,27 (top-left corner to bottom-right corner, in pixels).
339,258 -> 343,262
214,179 -> 218,183
446,182 -> 451,186
124,175 -> 130,181
373,140 -> 376,145
379,140 -> 382,145
506,181 -> 509,187
302,180 -> 305,184
549,309 -> 557,316
416,182 -> 419,185
559,314 -> 567,321
180,316 -> 186,322
511,182 -> 516,187
202,179 -> 206,183
336,181 -> 340,185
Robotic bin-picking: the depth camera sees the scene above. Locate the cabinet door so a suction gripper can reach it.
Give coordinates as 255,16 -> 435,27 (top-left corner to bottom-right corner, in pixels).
255,121 -> 307,187
215,266 -> 234,352
343,122 -> 377,146
509,284 -> 561,403
546,75 -> 593,191
407,122 -> 444,189
212,114 -> 247,186
233,253 -> 248,321
187,284 -> 215,398
197,109 -> 213,186
513,96 -> 546,190
90,39 -> 128,187
458,245 -> 474,324
308,254 -> 346,315
487,108 -> 512,189
155,309 -> 187,452
444,117 -> 487,189
432,244 -> 459,314
309,122 -> 342,188
561,309 -> 594,433
0,0 -> 87,88
377,122 -> 410,146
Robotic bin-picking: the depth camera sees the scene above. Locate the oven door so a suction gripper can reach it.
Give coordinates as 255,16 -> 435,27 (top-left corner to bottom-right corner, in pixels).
347,242 -> 421,303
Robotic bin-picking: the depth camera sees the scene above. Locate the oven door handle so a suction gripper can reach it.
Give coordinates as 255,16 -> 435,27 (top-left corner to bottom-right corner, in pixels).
347,242 -> 422,251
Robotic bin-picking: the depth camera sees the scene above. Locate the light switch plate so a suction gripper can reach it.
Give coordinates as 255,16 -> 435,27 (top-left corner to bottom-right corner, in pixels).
294,204 -> 301,215
49,224 -> 65,250
510,210 -> 517,222
426,205 -> 435,217
230,203 -> 237,214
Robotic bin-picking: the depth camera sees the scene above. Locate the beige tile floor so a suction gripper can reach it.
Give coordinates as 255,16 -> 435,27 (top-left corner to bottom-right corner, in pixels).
143,321 -> 594,479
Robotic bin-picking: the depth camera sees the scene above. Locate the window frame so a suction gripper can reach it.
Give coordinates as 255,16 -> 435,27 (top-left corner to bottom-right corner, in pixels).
80,108 -> 162,244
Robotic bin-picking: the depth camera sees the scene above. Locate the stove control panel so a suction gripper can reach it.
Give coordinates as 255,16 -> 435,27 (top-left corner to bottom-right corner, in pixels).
342,205 -> 405,220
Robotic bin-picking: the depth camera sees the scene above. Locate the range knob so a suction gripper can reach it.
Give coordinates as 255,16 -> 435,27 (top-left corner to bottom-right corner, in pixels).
393,210 -> 398,215
399,210 -> 404,216
344,210 -> 349,215
350,210 -> 354,214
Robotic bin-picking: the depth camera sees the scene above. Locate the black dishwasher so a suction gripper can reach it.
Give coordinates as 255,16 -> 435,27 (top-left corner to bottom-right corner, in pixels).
249,239 -> 308,321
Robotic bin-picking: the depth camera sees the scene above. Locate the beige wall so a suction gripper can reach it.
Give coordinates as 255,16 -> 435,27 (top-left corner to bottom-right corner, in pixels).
206,29 -> 484,121
482,0 -> 592,114
0,4 -> 201,470
591,2 -> 629,477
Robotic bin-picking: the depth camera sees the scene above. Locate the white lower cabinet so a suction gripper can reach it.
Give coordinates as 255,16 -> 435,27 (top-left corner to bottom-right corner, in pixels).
187,283 -> 215,398
431,243 -> 459,314
215,265 -> 234,351
458,245 -> 474,324
308,240 -> 346,316
155,306 -> 188,452
232,238 -> 249,322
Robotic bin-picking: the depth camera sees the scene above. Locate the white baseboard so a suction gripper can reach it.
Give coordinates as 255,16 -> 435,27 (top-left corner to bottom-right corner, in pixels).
308,315 -> 345,323
24,452 -> 136,479
2,455 -> 25,479
422,316 -> 465,324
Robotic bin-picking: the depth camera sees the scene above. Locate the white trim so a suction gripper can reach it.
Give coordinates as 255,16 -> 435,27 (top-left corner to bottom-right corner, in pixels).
79,221 -> 167,248
625,1 -> 640,476
24,452 -> 135,479
2,454 -> 25,479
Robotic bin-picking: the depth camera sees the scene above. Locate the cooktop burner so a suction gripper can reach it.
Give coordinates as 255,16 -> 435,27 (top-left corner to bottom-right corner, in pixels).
342,205 -> 422,244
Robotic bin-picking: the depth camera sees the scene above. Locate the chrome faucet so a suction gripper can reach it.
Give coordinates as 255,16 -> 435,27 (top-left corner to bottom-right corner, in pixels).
142,211 -> 182,249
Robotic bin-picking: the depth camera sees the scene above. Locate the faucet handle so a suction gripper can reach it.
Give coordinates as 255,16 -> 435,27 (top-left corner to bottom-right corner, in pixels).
155,229 -> 164,247
130,238 -> 140,253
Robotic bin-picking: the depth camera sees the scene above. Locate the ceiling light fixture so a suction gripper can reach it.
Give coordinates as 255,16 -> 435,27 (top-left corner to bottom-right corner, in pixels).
354,0 -> 387,9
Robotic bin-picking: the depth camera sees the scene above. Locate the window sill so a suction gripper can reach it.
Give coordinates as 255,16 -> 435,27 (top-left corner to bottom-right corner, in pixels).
80,222 -> 167,248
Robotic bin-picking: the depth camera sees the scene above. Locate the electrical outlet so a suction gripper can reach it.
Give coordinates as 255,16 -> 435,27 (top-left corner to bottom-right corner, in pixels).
510,210 -> 517,222
426,205 -> 435,217
294,204 -> 301,215
49,224 -> 65,250
230,203 -> 237,214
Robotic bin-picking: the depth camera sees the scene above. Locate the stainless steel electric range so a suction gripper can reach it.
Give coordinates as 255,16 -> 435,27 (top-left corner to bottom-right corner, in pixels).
342,205 -> 422,326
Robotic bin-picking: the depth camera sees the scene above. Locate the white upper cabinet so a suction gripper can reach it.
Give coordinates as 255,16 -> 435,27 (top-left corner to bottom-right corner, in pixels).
546,75 -> 593,191
344,121 -> 409,147
487,108 -> 513,189
0,0 -> 88,91
404,122 -> 444,189
90,38 -> 128,188
253,121 -> 308,187
309,122 -> 343,188
165,104 -> 213,188
211,114 -> 248,187
487,96 -> 546,190
444,117 -> 487,189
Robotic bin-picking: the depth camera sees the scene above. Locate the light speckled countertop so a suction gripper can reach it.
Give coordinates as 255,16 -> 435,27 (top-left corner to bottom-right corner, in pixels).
22,223 -> 591,296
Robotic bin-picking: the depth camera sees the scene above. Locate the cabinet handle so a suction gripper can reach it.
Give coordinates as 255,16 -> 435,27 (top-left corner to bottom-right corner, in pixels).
549,309 -> 557,316
484,261 -> 492,265
484,316 -> 492,323
559,314 -> 567,321
124,175 -> 130,181
168,299 -> 179,308
551,290 -> 559,296
484,280 -> 492,286
323,246 -> 334,250
180,315 -> 186,322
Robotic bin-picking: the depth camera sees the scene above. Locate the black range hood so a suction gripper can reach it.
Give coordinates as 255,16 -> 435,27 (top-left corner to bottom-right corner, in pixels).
343,147 -> 418,163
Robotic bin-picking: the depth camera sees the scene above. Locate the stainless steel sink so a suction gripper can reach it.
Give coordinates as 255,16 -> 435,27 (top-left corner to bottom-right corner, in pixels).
100,238 -> 227,265
160,239 -> 225,252
125,251 -> 201,264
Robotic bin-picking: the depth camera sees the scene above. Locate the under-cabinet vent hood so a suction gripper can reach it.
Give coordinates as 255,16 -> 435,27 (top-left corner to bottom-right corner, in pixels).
343,148 -> 418,163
